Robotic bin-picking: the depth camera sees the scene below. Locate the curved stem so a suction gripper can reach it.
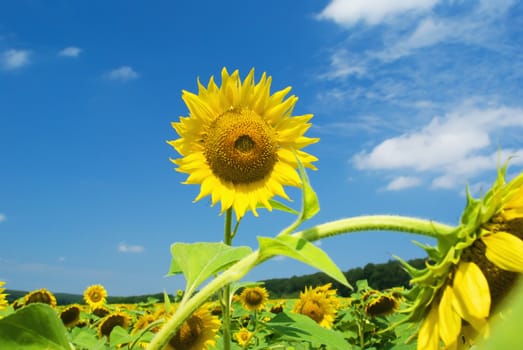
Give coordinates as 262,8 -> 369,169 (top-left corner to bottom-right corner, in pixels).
292,215 -> 455,242
146,215 -> 455,350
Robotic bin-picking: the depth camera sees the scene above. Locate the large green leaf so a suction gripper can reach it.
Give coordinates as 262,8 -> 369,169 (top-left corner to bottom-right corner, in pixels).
265,312 -> 352,349
258,235 -> 351,288
167,242 -> 252,296
0,303 -> 71,350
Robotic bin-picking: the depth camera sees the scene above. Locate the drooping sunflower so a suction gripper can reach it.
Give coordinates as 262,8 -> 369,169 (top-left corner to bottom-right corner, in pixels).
233,328 -> 253,347
398,163 -> 523,350
83,284 -> 107,309
23,288 -> 57,308
293,283 -> 340,328
362,291 -> 399,317
60,304 -> 82,328
165,307 -> 221,350
168,68 -> 319,219
98,311 -> 131,339
239,286 -> 269,312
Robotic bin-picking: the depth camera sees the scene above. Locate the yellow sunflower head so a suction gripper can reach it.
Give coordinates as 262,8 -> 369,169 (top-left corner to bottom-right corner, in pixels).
168,68 -> 319,219
239,286 -> 269,312
293,284 -> 340,329
233,327 -> 253,347
83,284 -> 107,309
397,163 -> 523,350
23,288 -> 57,308
0,282 -> 8,313
97,311 -> 131,339
60,304 -> 82,328
165,307 -> 221,350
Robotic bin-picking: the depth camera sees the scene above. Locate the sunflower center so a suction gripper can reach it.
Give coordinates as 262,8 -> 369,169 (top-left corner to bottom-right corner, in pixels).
301,300 -> 325,324
204,108 -> 278,185
170,315 -> 204,349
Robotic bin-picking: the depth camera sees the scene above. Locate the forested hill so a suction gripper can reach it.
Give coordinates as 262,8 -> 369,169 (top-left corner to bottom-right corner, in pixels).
6,258 -> 425,304
262,258 -> 426,298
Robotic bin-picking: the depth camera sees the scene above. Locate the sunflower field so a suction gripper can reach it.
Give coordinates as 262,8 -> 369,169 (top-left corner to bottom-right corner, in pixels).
2,68 -> 523,350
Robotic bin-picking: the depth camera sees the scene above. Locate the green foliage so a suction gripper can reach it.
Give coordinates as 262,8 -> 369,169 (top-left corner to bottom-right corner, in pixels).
0,303 -> 70,350
265,312 -> 351,349
167,242 -> 252,297
258,235 -> 351,289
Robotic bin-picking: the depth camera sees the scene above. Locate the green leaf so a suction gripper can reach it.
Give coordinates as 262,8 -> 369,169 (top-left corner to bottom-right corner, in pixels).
258,235 -> 351,288
265,312 -> 352,349
0,303 -> 71,350
278,157 -> 320,235
296,158 -> 320,222
70,327 -> 107,350
267,199 -> 299,215
109,325 -> 133,348
167,242 -> 252,296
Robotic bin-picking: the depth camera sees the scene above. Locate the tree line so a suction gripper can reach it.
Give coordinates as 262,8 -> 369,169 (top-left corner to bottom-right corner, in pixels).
261,258 -> 426,298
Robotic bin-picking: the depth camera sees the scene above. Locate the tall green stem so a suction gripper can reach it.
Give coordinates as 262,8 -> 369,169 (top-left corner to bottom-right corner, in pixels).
222,208 -> 233,350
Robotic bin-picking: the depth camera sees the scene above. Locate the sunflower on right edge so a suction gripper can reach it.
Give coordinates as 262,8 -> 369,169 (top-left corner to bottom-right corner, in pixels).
398,162 -> 523,350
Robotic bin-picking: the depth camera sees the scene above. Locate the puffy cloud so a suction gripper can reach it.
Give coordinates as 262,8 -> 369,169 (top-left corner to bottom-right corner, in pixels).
353,103 -> 523,189
59,46 -> 82,57
0,213 -> 6,223
317,0 -> 439,26
118,242 -> 144,253
105,65 -> 139,81
385,176 -> 422,191
1,49 -> 30,70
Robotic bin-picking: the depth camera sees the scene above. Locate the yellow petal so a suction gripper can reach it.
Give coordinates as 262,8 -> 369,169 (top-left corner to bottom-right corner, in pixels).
439,285 -> 462,347
482,232 -> 523,272
452,262 -> 491,320
417,304 -> 440,350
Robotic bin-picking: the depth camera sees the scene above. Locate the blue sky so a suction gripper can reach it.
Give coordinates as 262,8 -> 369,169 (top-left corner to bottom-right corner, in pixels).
1,0 -> 522,296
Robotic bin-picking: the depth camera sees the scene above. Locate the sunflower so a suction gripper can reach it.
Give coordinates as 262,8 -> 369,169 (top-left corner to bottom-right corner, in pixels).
132,313 -> 161,335
293,283 -> 340,328
92,305 -> 111,318
363,292 -> 399,317
23,288 -> 57,308
398,164 -> 523,350
83,284 -> 107,309
239,286 -> 269,312
164,307 -> 221,350
98,311 -> 131,339
168,68 -> 319,219
0,282 -> 8,314
233,328 -> 253,347
60,304 -> 82,328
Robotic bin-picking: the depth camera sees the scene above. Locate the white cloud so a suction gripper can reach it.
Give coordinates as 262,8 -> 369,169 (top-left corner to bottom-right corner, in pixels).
0,213 -> 6,223
386,176 -> 422,191
59,46 -> 82,57
317,0 -> 439,26
354,103 -> 523,189
105,65 -> 139,81
320,49 -> 366,80
1,49 -> 30,70
118,242 -> 144,253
